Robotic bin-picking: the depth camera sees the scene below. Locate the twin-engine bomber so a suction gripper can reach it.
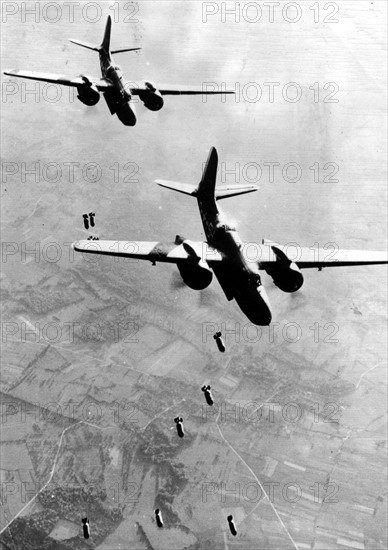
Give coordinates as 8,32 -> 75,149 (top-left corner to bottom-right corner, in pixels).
3,16 -> 234,126
73,147 -> 388,325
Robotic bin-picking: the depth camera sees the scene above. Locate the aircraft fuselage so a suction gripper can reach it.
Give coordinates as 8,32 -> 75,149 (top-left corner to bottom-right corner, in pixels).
197,197 -> 272,326
99,48 -> 136,126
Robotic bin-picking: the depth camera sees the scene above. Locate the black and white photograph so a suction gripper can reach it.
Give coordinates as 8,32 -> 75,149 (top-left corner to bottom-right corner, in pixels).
1,1 -> 387,549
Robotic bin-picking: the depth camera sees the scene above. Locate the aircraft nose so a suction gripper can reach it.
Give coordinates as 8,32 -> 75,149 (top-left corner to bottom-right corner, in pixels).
256,285 -> 272,325
117,103 -> 137,126
234,284 -> 272,326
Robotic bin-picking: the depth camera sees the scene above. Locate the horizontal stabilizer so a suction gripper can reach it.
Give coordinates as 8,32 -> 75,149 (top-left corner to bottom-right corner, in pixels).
69,39 -> 100,51
156,180 -> 198,197
215,185 -> 258,199
111,47 -> 141,54
156,179 -> 258,200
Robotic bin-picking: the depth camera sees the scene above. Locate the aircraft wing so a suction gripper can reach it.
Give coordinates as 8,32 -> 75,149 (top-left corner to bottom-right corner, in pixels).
72,239 -> 224,264
257,243 -> 388,269
3,70 -> 113,91
130,83 -> 235,96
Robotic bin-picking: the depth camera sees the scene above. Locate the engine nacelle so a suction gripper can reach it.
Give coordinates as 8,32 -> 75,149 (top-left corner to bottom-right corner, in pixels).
139,81 -> 164,111
265,246 -> 304,292
177,261 -> 213,290
77,78 -> 100,106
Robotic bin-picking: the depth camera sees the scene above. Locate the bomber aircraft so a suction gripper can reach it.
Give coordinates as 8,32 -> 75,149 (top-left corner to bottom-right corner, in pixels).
3,16 -> 234,126
73,147 -> 388,325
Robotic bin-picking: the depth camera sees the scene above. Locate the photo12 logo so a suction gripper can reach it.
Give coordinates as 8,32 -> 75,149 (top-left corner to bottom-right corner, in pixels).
202,2 -> 340,24
1,477 -> 140,505
201,81 -> 340,104
202,480 -> 340,504
1,240 -> 140,265
2,2 -> 140,24
1,319 -> 139,344
202,320 -> 339,344
212,160 -> 340,184
1,399 -> 139,426
201,400 -> 342,425
1,161 -> 140,187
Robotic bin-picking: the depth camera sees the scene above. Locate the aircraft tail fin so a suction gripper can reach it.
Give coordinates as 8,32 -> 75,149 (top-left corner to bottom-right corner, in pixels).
197,147 -> 258,200
69,15 -> 111,52
101,15 -> 112,52
156,148 -> 258,200
196,147 -> 218,200
70,16 -> 140,54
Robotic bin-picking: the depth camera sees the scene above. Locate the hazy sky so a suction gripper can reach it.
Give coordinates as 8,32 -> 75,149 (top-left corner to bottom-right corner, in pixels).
1,3 -> 387,548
